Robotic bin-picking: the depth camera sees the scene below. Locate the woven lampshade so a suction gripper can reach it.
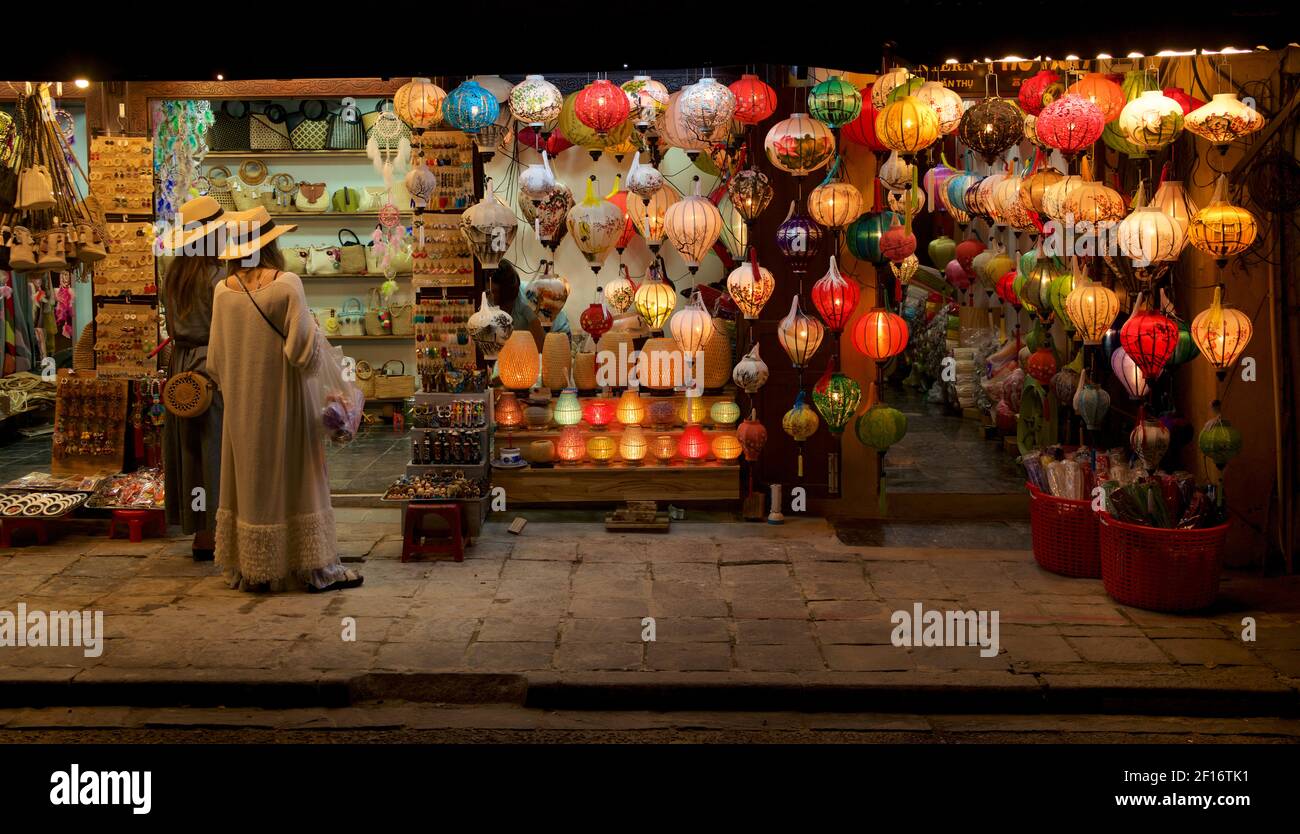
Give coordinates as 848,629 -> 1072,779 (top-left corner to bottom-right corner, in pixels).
553,388 -> 583,426
677,424 -> 710,462
573,351 -> 597,390
586,434 -> 617,463
678,394 -> 709,425
616,389 -> 645,425
541,332 -> 571,391
618,425 -> 648,463
647,398 -> 677,428
495,391 -> 524,430
651,434 -> 678,462
498,331 -> 540,390
701,318 -> 733,388
640,337 -> 682,390
595,330 -> 635,388
711,434 -> 743,462
556,426 -> 586,463
583,396 -> 615,429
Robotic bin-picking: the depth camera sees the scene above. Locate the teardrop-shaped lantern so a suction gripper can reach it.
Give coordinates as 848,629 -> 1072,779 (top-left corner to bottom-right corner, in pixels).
565,176 -> 624,268
726,251 -> 775,320
777,295 -> 825,369
669,291 -> 716,354
1191,286 -> 1253,378
811,255 -> 861,331
664,176 -> 723,274
466,291 -> 514,360
1110,346 -> 1149,400
633,258 -> 677,331
460,178 -> 518,270
732,343 -> 770,393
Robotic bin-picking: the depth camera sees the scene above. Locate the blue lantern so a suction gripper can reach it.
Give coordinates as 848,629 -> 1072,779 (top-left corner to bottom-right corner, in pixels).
444,80 -> 499,135
845,210 -> 899,264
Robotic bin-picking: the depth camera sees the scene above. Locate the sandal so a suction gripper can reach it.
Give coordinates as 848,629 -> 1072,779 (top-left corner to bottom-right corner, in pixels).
307,573 -> 365,593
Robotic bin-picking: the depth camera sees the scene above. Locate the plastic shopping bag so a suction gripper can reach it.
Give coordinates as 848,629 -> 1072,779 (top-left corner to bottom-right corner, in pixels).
311,341 -> 365,445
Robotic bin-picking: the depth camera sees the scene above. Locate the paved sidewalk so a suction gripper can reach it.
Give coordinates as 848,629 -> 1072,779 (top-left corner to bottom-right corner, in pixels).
2,512 -> 1299,713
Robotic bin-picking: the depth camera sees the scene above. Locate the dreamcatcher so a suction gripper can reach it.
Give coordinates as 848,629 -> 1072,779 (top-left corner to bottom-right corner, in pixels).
366,105 -> 411,291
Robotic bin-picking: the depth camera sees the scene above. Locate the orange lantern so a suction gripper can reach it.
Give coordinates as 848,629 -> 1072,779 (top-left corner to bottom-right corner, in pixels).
651,434 -> 678,463
1067,73 -> 1126,123
616,388 -> 645,425
852,308 -> 909,362
711,434 -> 743,462
556,426 -> 586,463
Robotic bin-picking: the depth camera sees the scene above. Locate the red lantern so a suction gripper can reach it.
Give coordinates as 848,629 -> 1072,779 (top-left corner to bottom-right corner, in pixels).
1026,347 -> 1058,385
1036,93 -> 1104,155
607,190 -> 637,252
996,269 -> 1020,307
556,426 -> 586,463
583,397 -> 615,429
879,225 -> 916,263
678,424 -> 709,462
842,94 -> 886,151
736,408 -> 768,461
517,126 -> 573,156
729,74 -> 778,124
955,239 -> 985,272
575,79 -> 631,135
1120,308 -> 1179,381
945,259 -> 971,291
811,256 -> 861,331
1019,69 -> 1064,116
852,308 -> 909,362
1162,87 -> 1204,116
580,300 -> 613,342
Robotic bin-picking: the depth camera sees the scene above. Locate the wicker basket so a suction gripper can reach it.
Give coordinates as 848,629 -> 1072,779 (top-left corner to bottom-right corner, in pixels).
640,337 -> 680,391
1027,482 -> 1101,578
541,332 -> 571,391
355,360 -> 376,398
595,330 -> 635,388
374,360 -> 415,399
701,316 -> 733,389
573,351 -> 597,390
1099,513 -> 1229,612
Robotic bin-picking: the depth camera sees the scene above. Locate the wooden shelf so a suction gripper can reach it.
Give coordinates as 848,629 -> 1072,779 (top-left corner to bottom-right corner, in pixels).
496,427 -> 740,441
301,273 -> 410,280
326,334 -> 413,342
205,149 -> 369,159
491,464 -> 740,504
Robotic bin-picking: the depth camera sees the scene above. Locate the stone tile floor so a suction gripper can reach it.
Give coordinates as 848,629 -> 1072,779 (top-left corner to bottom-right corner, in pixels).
2,511 -> 1298,701
886,384 -> 1026,494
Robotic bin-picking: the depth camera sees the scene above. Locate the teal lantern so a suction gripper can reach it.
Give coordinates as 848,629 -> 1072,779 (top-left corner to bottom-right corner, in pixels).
812,370 -> 862,434
928,235 -> 956,268
1072,372 -> 1111,431
846,211 -> 900,263
809,76 -> 863,128
945,171 -> 978,214
1018,248 -> 1037,277
855,402 -> 908,451
444,79 -> 500,135
1170,319 -> 1197,366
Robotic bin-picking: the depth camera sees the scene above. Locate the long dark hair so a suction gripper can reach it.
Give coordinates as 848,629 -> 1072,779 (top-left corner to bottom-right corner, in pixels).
163,232 -> 221,323
227,237 -> 287,276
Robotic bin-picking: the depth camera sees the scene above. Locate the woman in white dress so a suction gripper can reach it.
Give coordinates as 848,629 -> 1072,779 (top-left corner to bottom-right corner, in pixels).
207,206 -> 362,592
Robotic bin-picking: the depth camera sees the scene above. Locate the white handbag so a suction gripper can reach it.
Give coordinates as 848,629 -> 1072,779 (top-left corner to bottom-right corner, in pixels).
284,244 -> 310,275
359,186 -> 390,212
17,165 -> 55,211
307,245 -> 340,275
339,297 -> 366,336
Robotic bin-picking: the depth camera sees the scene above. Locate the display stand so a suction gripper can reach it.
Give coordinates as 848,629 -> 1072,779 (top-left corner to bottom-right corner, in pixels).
404,389 -> 493,541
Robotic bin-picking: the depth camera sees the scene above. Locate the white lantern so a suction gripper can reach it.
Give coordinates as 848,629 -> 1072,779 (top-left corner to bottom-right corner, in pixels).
879,150 -> 914,192
566,176 -> 624,267
628,185 -> 680,252
872,67 -> 914,109
460,178 -> 518,269
670,291 -> 715,354
510,74 -> 563,128
915,80 -> 963,135
727,258 -> 775,320
664,177 -> 723,273
1118,185 -> 1187,266
678,77 -> 737,143
1185,92 -> 1265,147
1117,90 -> 1185,152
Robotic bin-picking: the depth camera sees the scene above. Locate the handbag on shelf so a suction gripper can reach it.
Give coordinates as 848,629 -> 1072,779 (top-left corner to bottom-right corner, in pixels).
16,164 -> 55,211
294,182 -> 328,212
206,165 -> 237,211
321,307 -> 341,336
375,360 -> 416,399
269,173 -> 297,211
327,98 -> 365,150
338,229 -> 366,274
284,244 -> 310,275
249,104 -> 291,151
289,100 -> 332,150
307,245 -> 340,275
230,181 -> 262,211
207,101 -> 251,151
358,186 -> 390,212
331,187 -> 361,214
388,298 -> 414,336
339,297 -> 366,336
354,359 -> 376,397
363,287 -> 390,335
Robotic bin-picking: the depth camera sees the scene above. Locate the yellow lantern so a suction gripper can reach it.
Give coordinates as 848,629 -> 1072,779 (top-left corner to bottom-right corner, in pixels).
616,388 -> 645,425
497,331 -> 540,390
628,186 -> 680,252
1191,286 -> 1253,376
678,394 -> 709,425
394,77 -> 446,130
1064,273 -> 1120,345
710,400 -> 741,426
664,177 -> 723,273
874,95 -> 940,154
1019,167 -> 1064,216
618,425 -> 648,463
586,434 -> 617,464
634,260 -> 677,331
1188,175 -> 1258,263
1063,180 -> 1125,224
808,177 -> 864,230
651,434 -> 678,463
711,434 -> 743,462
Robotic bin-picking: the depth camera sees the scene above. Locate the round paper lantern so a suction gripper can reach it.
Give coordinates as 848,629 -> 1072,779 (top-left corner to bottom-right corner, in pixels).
566,177 -> 625,266
928,236 -> 956,268
812,371 -> 862,434
879,149 -> 913,191
1119,203 -> 1187,267
855,402 -> 907,451
604,271 -> 636,315
783,392 -> 821,442
1074,377 -> 1111,430
874,95 -> 940,154
1023,113 -> 1050,150
872,68 -> 914,109
461,183 -> 518,270
556,426 -> 586,463
1189,177 -> 1258,262
525,261 -> 570,327
809,76 -> 862,128
1026,347 -> 1058,385
1199,408 -> 1243,469
923,162 -> 958,210
955,239 -> 985,273
443,79 -> 498,135
622,76 -> 669,129
732,343 -> 769,393
711,400 -> 741,427
617,425 -> 648,463
677,423 -> 710,463
996,269 -> 1020,307
510,75 -> 563,128
1065,277 -> 1120,344
1019,69 -> 1064,115
842,94 -> 886,151
670,292 -> 716,354
879,217 -> 916,263
495,391 -> 524,431
777,295 -> 824,368
466,291 -> 514,360
628,185 -> 680,252
852,308 -> 909,362
498,331 -> 540,390
727,257 -> 775,320
1118,90 -> 1185,152
1063,179 -> 1125,225
808,178 -> 863,230
575,78 -> 631,135
710,433 -> 743,462
775,201 -> 824,272
583,396 -> 615,429
845,210 -> 899,264
664,178 -> 723,273
992,175 -> 1034,230
634,261 -> 676,331
1121,308 -> 1179,380
394,77 -> 446,130
616,389 -> 645,426
1042,174 -> 1084,222
553,388 -> 584,427
1185,93 -> 1265,147
811,255 -> 860,331
730,73 -> 778,124
915,81 -> 963,135
679,77 -> 737,143
958,97 -> 1023,162
586,434 -> 617,463
1036,93 -> 1104,155
1067,73 -> 1126,122
736,409 -> 768,461
764,113 -> 835,176
657,90 -> 710,154
1191,286 -> 1253,376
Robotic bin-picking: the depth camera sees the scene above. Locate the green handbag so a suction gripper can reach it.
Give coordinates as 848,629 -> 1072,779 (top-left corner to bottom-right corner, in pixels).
331,186 -> 361,213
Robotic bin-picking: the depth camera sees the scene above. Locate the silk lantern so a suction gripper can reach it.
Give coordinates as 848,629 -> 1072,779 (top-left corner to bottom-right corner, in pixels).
1191,286 -> 1253,378
878,148 -> 911,191
1042,174 -> 1084,222
878,216 -> 916,263
1019,69 -> 1064,115
1121,306 -> 1179,380
1130,415 -> 1171,469
1185,93 -> 1265,147
1119,190 -> 1188,267
811,255 -> 860,331
1199,404 -> 1243,470
579,289 -> 614,342
764,113 -> 835,176
855,402 -> 907,451
628,186 -> 680,252
809,76 -> 862,128
1118,90 -> 1185,152
778,296 -> 824,368
996,269 -> 1020,307
736,409 -> 768,461
727,256 -> 775,320
1067,73 -> 1126,122
622,75 -> 669,129
812,368 -> 862,434
575,78 -> 631,135
958,97 -> 1023,162
872,68 -> 913,109
1111,346 -> 1149,400
1019,167 -> 1064,218
782,391 -> 821,476
1189,176 -> 1258,263
634,260 -> 676,331
1073,374 -> 1111,431
808,176 -> 863,230
875,95 -> 940,154
466,291 -> 514,359
1026,347 -> 1058,385
1152,179 -> 1199,227
443,79 -> 499,136
1065,275 -> 1120,344
394,77 -> 446,130
664,177 -> 723,273
928,235 -> 956,268
670,291 -> 715,356
498,331 -> 540,390
732,343 -> 769,393
679,77 -> 736,143
525,261 -> 570,327
845,211 -> 899,264
842,94 -> 886,151
461,182 -> 518,269
852,308 -> 909,363
604,269 -> 636,314
776,201 -> 824,273
915,81 -> 963,135
728,168 -> 773,223
566,177 -> 624,266
730,74 -> 778,124
510,75 -> 563,128
1036,93 -> 1104,155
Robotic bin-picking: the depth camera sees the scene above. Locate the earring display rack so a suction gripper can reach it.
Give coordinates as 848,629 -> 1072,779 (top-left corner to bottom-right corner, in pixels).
93,301 -> 160,378
88,136 -> 154,219
98,221 -> 157,297
51,370 -> 129,476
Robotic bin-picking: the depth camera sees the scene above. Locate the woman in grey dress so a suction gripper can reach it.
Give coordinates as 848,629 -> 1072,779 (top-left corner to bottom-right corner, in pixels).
160,197 -> 231,561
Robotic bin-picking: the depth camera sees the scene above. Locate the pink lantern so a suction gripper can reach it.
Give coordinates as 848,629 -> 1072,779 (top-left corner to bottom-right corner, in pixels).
945,258 -> 971,291
1036,94 -> 1105,156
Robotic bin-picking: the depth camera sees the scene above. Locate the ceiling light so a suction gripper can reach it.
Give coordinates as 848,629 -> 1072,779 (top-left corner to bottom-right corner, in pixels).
216,73 -> 224,80
1096,52 -> 1113,60
1126,51 -> 1144,58
1157,49 -> 1196,57
1065,54 -> 1080,61
944,58 -> 959,64
73,78 -> 89,89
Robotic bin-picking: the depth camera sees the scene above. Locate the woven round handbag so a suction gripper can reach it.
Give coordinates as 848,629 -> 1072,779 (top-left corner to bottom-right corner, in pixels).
163,371 -> 216,418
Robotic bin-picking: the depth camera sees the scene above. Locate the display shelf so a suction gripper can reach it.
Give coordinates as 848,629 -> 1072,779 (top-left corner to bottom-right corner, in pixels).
491,464 -> 739,504
203,149 -> 371,159
300,273 -> 411,281
495,427 -> 741,442
325,334 -> 414,342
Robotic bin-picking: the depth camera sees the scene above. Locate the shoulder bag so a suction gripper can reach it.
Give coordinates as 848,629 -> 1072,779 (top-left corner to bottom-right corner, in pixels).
337,229 -> 366,274
389,296 -> 414,336
328,98 -> 365,150
289,100 -> 332,150
307,245 -> 340,275
207,101 -> 251,151
163,372 -> 217,418
249,104 -> 292,151
284,244 -> 310,275
331,187 -> 361,213
358,186 -> 390,212
363,287 -> 390,335
206,165 -> 237,211
295,182 -> 329,212
339,297 -> 366,336
17,164 -> 55,211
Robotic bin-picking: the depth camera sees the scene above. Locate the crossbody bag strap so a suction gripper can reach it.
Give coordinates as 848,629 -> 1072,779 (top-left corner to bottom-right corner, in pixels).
231,270 -> 287,341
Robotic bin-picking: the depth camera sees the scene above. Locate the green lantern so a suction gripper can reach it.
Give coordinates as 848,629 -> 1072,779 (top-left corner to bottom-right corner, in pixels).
846,211 -> 900,264
812,371 -> 863,434
855,402 -> 908,451
1049,270 -> 1075,328
1019,248 -> 1037,276
1026,322 -> 1049,353
809,76 -> 863,128
1170,319 -> 1198,366
928,235 -> 956,268
1198,413 -> 1242,470
886,76 -> 924,104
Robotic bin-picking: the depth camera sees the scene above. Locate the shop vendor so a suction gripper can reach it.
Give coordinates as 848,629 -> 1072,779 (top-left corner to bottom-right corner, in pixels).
490,260 -> 569,350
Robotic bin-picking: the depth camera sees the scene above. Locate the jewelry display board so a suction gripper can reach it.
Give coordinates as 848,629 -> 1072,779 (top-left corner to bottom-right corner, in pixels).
51,371 -> 129,476
88,136 -> 154,217
99,222 -> 157,296
417,131 -> 475,210
94,302 -> 159,378
415,296 -> 476,385
412,219 -> 475,290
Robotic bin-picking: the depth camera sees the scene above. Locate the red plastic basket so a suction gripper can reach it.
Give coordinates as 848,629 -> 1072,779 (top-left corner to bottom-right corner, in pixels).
1098,513 -> 1229,612
1027,482 -> 1101,578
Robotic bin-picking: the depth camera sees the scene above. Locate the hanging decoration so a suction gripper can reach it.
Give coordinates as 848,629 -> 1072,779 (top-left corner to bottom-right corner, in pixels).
878,213 -> 916,263
466,291 -> 514,359
737,409 -> 768,461
727,252 -> 775,320
1191,286 -> 1253,379
394,77 -> 446,130
444,79 -> 500,137
525,260 -> 570,329
811,255 -> 860,332
604,265 -> 637,315
622,76 -> 670,131
153,99 -> 213,221
879,150 -> 914,191
845,210 -> 899,264
460,178 -> 517,269
1185,92 -> 1266,148
1035,93 -> 1104,155
670,291 -> 716,357
1117,89 -> 1185,153
1019,69 -> 1065,115
778,295 -> 825,368
1110,346 -> 1150,400
764,113 -> 835,177
1064,269 -> 1120,344
958,95 -> 1023,162
1198,401 -> 1243,470
575,78 -> 632,136
842,94 -> 887,151
871,68 -> 914,109
510,75 -> 563,128
732,343 -> 770,393
1118,182 -> 1187,276
852,308 -> 909,363
874,95 -> 940,155
728,168 -> 774,225
627,185 -> 680,253
1152,178 -> 1199,227
775,200 -> 824,274
730,74 -> 778,124
1062,158 -> 1125,225
915,81 -> 963,135
658,90 -> 711,156
679,77 -> 737,144
1120,303 -> 1179,381
782,391 -> 821,478
580,288 -> 614,343
1073,370 -> 1111,431
664,176 -> 723,274
566,175 -> 624,268
855,402 -> 908,451
1130,413 -> 1172,469
808,161 -> 864,230
809,76 -> 863,128
634,257 -> 676,331
1188,175 -> 1258,265
1066,72 -> 1126,122
812,367 -> 862,434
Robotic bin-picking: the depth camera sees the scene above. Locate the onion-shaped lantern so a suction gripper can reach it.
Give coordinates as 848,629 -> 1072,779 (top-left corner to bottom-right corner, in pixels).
1198,403 -> 1243,470
510,74 -> 563,128
1118,90 -> 1185,152
775,201 -> 824,273
842,95 -> 886,151
879,150 -> 914,192
1111,346 -> 1149,400
811,255 -> 860,331
736,408 -> 768,461
871,68 -> 914,109
729,73 -> 778,124
621,76 -> 669,130
1188,175 -> 1258,264
812,369 -> 862,434
915,81 -> 963,135
678,77 -> 736,143
627,185 -> 680,252
1185,93 -> 1265,148
1073,372 -> 1111,431
777,295 -> 824,368
575,78 -> 631,136
443,79 -> 498,136
727,254 -> 775,320
1152,179 -> 1199,227
1067,73 -> 1126,122
855,402 -> 908,451
808,175 -> 863,230
670,291 -> 715,355
1191,286 -> 1253,378
1065,274 -> 1120,345
1119,192 -> 1188,269
394,77 -> 446,130
460,179 -> 517,270
727,168 -> 773,223
852,308 -> 909,363
1019,167 -> 1065,218
580,288 -> 614,342
634,258 -> 676,331
1121,306 -> 1179,380
466,291 -> 514,360
524,260 -> 570,328
566,177 -> 624,267
1036,93 -> 1104,155
809,76 -> 862,128
1019,69 -> 1065,115
764,113 -> 835,176
875,95 -> 940,154
732,343 -> 769,393
664,177 -> 723,274
958,97 -> 1023,162
845,210 -> 899,264
604,267 -> 636,315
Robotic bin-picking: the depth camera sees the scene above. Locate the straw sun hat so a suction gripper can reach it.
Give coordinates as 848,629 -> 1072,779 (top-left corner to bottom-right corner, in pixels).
218,205 -> 298,262
159,196 -> 252,254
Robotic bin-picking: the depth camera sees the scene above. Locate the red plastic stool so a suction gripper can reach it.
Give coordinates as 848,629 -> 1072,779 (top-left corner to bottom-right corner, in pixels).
402,502 -> 464,562
108,509 -> 167,543
1,517 -> 50,548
